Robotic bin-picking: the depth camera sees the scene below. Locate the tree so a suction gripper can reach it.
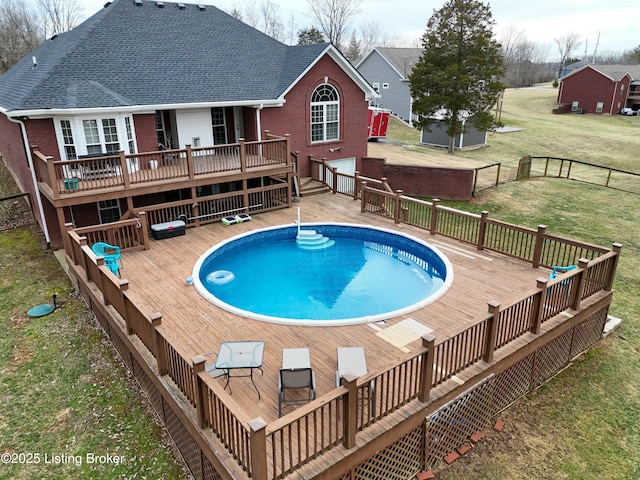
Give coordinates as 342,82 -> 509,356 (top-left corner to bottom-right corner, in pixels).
306,0 -> 361,50
344,31 -> 361,63
409,0 -> 505,154
554,32 -> 582,77
0,0 -> 43,73
626,44 -> 640,64
297,27 -> 325,45
36,0 -> 82,37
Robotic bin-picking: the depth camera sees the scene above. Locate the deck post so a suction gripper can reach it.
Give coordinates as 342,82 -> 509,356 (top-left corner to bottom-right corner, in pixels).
64,223 -> 76,263
484,301 -> 500,362
332,167 -> 338,194
532,280 -> 547,334
571,258 -> 590,310
341,374 -> 358,449
360,182 -> 368,213
151,313 -> 168,376
137,211 -> 150,250
239,138 -> 247,172
249,417 -> 268,480
191,355 -> 207,428
429,199 -> 440,235
119,151 -> 131,188
353,171 -> 360,200
532,224 -> 547,268
394,190 -> 404,224
419,334 -> 436,402
185,144 -> 195,179
477,210 -> 489,250
606,243 -> 623,290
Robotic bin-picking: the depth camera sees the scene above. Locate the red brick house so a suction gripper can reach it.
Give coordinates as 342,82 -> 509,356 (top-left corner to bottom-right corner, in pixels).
0,0 -> 377,247
556,64 -> 640,114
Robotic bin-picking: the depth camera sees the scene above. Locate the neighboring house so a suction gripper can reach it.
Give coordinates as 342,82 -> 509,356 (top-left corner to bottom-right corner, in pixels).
0,0 -> 377,247
556,64 -> 640,114
356,47 -> 423,124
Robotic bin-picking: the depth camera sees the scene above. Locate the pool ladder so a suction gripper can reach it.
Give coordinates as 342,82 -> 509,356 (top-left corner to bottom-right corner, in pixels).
296,229 -> 336,250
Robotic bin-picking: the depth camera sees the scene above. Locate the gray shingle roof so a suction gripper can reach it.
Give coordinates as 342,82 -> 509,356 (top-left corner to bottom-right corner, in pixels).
368,48 -> 423,79
0,0 -> 329,112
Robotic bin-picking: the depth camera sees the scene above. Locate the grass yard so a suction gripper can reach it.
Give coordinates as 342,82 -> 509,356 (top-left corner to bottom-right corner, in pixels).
0,164 -> 185,478
376,85 -> 640,479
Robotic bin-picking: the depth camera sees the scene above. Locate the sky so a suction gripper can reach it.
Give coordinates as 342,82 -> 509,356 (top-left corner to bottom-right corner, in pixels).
81,0 -> 640,59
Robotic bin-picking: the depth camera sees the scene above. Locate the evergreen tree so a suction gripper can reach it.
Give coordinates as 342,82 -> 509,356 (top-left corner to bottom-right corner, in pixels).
409,0 -> 505,153
297,27 -> 325,45
344,31 -> 362,64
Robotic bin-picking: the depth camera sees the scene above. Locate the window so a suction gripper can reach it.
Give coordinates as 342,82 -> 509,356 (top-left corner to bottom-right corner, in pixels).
620,84 -> 625,95
97,199 -> 121,224
211,107 -> 228,144
372,82 -> 380,92
102,118 -> 120,153
125,117 -> 136,154
382,83 -> 389,89
596,102 -> 604,113
83,120 -> 102,154
571,101 -> 579,112
310,84 -> 339,142
60,120 -> 77,160
156,111 -> 168,148
56,115 -> 135,160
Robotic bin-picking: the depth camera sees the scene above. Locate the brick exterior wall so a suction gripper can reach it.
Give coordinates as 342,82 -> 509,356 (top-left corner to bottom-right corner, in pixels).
360,157 -> 474,201
558,67 -> 631,114
133,114 -> 158,152
0,114 -> 55,241
261,54 -> 370,177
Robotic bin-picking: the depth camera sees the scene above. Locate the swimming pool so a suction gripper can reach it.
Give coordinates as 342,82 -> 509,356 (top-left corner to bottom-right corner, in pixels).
193,223 -> 453,326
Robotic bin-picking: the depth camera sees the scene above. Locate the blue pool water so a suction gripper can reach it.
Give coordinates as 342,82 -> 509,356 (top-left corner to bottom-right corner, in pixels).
193,224 -> 453,326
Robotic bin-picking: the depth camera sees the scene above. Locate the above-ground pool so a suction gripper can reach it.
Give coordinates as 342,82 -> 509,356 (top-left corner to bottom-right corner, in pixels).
193,223 -> 453,326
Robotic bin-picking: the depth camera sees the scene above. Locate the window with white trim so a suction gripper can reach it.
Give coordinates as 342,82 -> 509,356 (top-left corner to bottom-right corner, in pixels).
372,82 -> 380,92
596,102 -> 604,113
311,84 -> 339,142
382,83 -> 389,89
571,101 -> 579,112
125,117 -> 136,153
60,120 -> 77,159
211,107 -> 228,144
55,115 -> 135,160
97,199 -> 121,224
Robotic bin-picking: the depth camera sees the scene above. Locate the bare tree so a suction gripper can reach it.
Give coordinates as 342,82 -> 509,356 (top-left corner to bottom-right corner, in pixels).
235,0 -> 286,41
554,32 -> 582,77
306,0 -> 361,50
36,0 -> 82,37
358,19 -> 380,57
0,0 -> 43,73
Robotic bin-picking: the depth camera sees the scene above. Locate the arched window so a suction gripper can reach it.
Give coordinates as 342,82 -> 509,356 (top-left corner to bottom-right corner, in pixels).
310,84 -> 339,142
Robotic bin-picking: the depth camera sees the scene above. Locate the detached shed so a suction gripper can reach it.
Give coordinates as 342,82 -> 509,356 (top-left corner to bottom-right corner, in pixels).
420,111 -> 488,150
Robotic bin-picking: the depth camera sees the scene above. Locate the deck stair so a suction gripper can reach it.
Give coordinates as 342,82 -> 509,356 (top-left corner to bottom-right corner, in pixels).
299,177 -> 330,196
296,229 -> 335,250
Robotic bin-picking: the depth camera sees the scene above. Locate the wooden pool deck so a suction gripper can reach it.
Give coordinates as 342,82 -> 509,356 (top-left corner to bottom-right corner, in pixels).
119,193 -> 545,423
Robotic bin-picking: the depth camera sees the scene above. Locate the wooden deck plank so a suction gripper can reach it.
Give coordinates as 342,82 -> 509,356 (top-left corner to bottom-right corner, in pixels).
119,193 -> 545,423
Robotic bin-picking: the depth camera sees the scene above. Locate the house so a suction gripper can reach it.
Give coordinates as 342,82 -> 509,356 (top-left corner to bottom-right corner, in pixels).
0,0 -> 377,247
356,47 -> 423,124
556,64 -> 640,114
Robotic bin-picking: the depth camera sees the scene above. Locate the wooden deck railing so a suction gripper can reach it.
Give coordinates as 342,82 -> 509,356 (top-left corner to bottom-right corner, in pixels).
32,137 -> 290,198
62,188 -> 621,479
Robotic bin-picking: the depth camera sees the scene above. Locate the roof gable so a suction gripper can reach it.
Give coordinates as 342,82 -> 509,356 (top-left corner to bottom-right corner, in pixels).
0,0 -> 371,114
561,64 -> 640,83
357,47 -> 423,80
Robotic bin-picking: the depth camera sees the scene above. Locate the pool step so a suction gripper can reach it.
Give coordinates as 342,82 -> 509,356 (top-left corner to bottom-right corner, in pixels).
296,229 -> 335,250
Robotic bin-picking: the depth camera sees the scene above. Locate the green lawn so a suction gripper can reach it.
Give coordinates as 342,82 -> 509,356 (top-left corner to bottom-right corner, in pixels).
387,86 -> 640,479
0,164 -> 184,479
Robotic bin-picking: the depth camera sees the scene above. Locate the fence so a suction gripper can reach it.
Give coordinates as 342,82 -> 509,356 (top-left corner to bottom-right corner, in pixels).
473,155 -> 640,195
63,199 -> 620,479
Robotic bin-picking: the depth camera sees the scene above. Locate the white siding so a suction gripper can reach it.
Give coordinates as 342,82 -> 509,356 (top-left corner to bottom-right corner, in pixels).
175,108 -> 214,148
